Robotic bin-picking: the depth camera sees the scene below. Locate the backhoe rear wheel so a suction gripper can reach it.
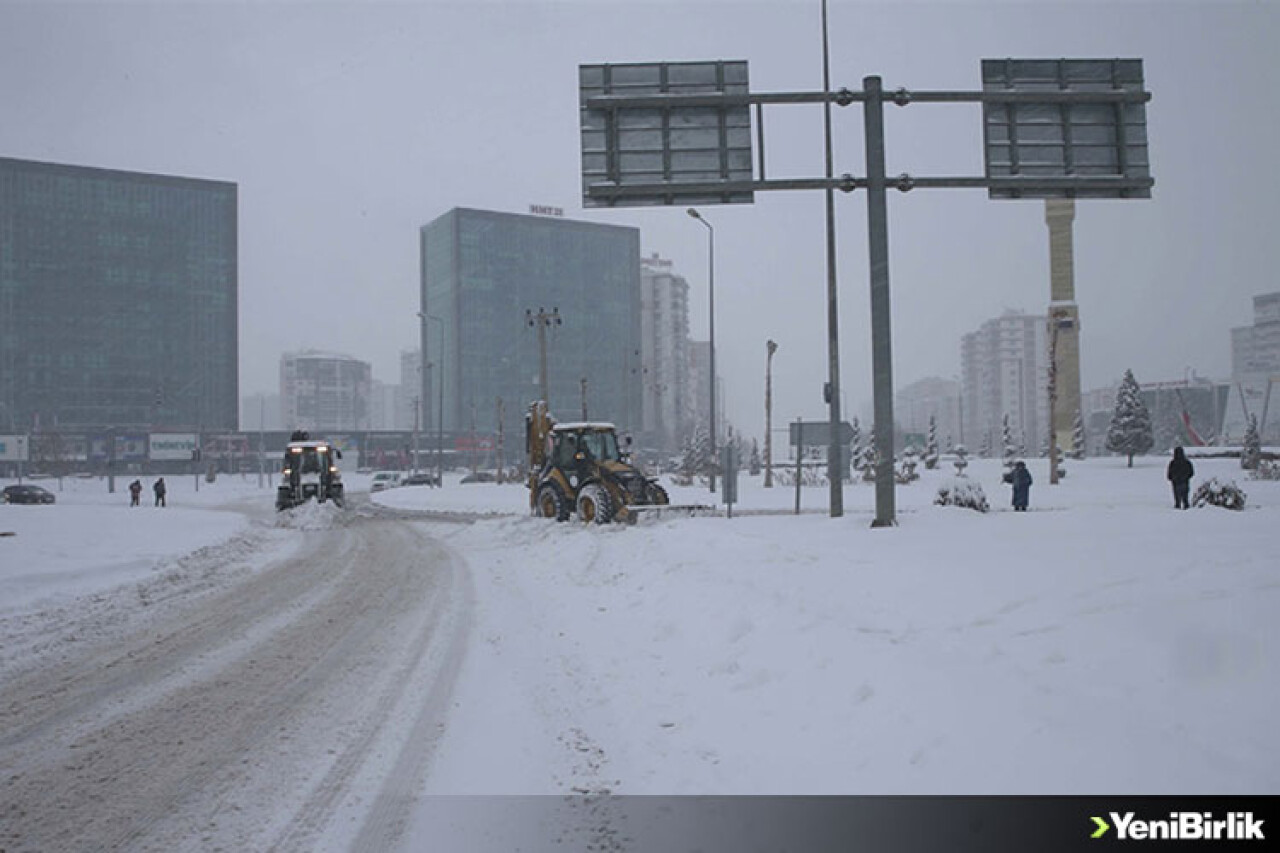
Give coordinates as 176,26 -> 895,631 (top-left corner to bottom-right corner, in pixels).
537,482 -> 571,522
576,483 -> 615,525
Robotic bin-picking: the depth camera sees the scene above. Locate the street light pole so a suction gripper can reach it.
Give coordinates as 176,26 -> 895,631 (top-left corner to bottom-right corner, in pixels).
687,207 -> 717,494
420,312 -> 445,487
821,0 -> 844,517
764,339 -> 778,487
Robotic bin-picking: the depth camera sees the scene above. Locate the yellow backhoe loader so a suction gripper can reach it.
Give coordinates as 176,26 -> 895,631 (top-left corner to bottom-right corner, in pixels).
526,400 -> 705,523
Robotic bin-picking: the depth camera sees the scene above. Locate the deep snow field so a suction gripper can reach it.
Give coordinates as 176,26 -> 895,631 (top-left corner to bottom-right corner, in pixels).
2,453 -> 1276,836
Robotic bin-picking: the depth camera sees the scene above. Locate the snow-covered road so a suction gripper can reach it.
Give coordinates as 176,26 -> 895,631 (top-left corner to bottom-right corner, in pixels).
0,500 -> 472,853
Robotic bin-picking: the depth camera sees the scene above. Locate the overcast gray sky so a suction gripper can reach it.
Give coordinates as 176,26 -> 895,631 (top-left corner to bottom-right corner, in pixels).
2,0 -> 1277,439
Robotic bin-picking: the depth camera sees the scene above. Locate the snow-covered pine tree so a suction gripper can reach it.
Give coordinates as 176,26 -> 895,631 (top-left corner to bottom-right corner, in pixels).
1105,369 -> 1154,467
679,423 -> 712,481
859,427 -> 878,481
1071,408 -> 1086,459
924,415 -> 940,469
748,438 -> 762,476
1001,413 -> 1017,470
1241,414 -> 1262,470
952,443 -> 969,475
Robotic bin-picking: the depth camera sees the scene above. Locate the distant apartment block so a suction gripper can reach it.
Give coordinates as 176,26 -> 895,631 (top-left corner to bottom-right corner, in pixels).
960,311 -> 1048,456
896,377 -> 961,450
639,253 -> 693,452
1229,291 -> 1280,440
280,351 -> 372,432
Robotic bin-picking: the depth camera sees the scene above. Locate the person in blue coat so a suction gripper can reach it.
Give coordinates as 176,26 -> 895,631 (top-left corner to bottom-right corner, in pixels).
1011,460 -> 1032,511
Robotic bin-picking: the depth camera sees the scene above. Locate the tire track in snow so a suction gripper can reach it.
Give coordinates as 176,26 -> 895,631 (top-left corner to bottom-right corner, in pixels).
0,514 -> 472,853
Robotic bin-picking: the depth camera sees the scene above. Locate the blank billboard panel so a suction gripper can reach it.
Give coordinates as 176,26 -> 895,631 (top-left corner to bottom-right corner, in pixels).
982,58 -> 1152,199
580,61 -> 754,207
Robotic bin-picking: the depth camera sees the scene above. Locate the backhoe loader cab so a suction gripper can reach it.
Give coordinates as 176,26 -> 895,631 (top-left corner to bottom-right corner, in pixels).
526,401 -> 669,524
276,431 -> 345,511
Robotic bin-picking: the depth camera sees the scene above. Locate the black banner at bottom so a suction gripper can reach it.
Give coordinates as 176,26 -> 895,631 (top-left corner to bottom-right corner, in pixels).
403,796 -> 1277,852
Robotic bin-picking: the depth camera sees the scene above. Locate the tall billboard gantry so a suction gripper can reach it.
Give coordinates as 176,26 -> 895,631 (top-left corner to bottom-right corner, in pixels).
579,57 -> 1153,527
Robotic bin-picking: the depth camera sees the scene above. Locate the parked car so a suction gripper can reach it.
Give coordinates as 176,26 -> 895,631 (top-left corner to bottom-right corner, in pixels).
401,472 -> 440,487
460,470 -> 497,484
369,471 -> 402,492
3,484 -> 56,504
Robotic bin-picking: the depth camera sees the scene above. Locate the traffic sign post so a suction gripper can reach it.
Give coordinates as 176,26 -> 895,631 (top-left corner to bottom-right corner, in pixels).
579,54 -> 1153,527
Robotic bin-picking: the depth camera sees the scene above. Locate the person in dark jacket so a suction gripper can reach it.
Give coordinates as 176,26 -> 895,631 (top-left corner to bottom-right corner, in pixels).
1167,446 -> 1194,509
153,477 -> 167,507
128,479 -> 142,507
1011,460 -> 1032,511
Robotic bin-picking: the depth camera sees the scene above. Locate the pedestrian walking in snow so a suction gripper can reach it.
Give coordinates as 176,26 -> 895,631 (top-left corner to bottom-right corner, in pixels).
153,477 -> 166,507
1167,446 -> 1194,510
1010,460 -> 1032,511
128,479 -> 142,507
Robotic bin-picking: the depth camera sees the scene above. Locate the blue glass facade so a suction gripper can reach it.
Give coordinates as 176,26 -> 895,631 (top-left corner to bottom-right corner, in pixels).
0,157 -> 238,431
420,208 -> 641,455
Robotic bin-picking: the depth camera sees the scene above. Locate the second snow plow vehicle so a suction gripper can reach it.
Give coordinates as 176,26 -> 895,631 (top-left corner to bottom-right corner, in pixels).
276,431 -> 346,511
526,401 -> 706,524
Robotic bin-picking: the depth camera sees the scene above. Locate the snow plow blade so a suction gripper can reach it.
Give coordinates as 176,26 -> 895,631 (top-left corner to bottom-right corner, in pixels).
623,504 -> 718,523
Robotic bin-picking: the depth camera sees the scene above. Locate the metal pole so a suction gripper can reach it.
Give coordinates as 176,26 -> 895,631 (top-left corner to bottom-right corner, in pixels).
864,75 -> 897,527
258,396 -> 264,489
425,313 -> 445,487
794,417 -> 802,515
539,320 -> 549,403
764,339 -> 777,487
1048,319 -> 1060,485
412,396 -> 421,476
821,0 -> 844,518
687,209 -> 716,493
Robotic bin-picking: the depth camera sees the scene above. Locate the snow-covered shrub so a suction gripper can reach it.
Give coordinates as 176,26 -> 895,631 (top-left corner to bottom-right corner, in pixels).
775,465 -> 827,488
1250,460 -> 1280,481
934,478 -> 989,513
895,450 -> 920,484
952,444 -> 969,475
1192,478 -> 1247,511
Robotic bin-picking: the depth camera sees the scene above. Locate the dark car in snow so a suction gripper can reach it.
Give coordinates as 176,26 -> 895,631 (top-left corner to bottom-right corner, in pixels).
401,472 -> 440,487
3,484 -> 56,504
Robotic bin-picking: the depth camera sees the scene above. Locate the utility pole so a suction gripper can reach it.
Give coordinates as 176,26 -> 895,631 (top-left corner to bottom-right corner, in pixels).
764,339 -> 778,487
580,377 -> 588,420
820,0 -> 844,518
412,395 -> 421,475
526,307 -> 562,405
496,397 -> 505,483
687,208 -> 717,494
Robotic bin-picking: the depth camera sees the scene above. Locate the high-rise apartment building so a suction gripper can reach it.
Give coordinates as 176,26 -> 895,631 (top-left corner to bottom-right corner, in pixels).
639,253 -> 692,452
1229,291 -> 1280,440
279,351 -> 372,432
419,208 -> 641,457
896,377 -> 961,450
398,349 -> 422,431
0,157 -> 237,432
960,311 -> 1049,455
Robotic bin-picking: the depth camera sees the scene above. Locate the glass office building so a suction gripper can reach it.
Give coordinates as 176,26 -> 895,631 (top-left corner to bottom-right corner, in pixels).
0,157 -> 237,432
420,208 -> 641,458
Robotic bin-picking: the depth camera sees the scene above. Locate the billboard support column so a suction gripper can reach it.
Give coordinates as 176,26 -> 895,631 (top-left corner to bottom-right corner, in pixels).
864,75 -> 896,527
